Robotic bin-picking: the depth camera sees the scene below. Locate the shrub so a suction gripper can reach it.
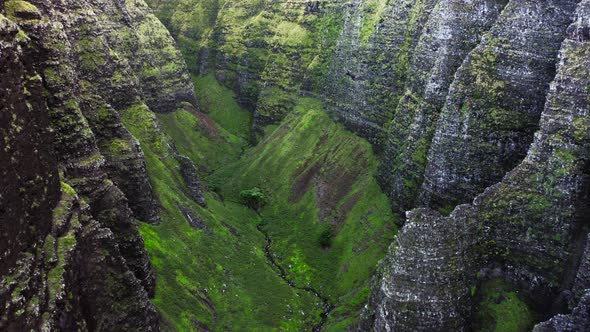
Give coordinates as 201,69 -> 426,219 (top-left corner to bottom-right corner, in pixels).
318,227 -> 333,248
239,187 -> 267,210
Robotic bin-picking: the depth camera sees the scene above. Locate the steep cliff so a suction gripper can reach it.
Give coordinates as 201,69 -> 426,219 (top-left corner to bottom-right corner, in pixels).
147,0 -> 348,135
0,0 -> 197,329
4,0 -> 590,330
371,0 -> 590,329
326,0 -> 439,144
382,0 -> 507,210
419,0 -> 578,209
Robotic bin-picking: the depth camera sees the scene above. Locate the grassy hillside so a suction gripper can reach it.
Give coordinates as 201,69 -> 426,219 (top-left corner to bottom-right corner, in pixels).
127,75 -> 397,330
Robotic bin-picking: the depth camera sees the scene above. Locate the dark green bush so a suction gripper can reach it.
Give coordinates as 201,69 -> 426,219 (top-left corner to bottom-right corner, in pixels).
318,227 -> 333,248
240,187 -> 267,210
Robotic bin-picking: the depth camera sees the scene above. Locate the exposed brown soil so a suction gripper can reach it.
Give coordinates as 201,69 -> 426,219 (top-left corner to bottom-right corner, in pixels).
290,162 -> 321,203
195,111 -> 221,139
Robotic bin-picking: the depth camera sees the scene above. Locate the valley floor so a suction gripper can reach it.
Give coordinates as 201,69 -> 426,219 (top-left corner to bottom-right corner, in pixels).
129,75 -> 398,331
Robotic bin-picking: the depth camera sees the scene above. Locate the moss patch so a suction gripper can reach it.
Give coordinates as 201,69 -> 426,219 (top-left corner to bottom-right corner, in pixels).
359,0 -> 388,45
473,278 -> 535,332
5,1 -> 41,20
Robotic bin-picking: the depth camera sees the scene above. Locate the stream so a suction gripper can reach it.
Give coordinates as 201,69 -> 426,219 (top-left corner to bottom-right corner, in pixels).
256,224 -> 334,331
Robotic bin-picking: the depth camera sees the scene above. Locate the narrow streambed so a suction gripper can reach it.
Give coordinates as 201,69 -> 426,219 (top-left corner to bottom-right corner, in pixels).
256,224 -> 334,331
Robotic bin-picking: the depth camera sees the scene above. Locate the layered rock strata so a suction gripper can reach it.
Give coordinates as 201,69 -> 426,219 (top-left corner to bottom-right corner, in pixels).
382,0 -> 507,210
372,1 -> 590,329
1,0 -> 198,329
419,0 -> 579,209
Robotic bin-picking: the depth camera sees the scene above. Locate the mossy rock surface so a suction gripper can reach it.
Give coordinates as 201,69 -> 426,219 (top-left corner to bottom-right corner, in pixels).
472,278 -> 535,332
5,1 -> 41,20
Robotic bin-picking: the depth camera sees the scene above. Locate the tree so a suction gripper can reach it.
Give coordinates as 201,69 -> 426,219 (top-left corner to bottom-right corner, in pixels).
240,187 -> 267,210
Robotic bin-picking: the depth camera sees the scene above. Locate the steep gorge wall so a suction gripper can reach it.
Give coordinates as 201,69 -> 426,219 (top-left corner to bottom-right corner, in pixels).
325,0 -> 439,144
324,0 -> 579,213
322,1 -> 590,327
147,0 -> 347,133
371,0 -> 590,329
382,0 -> 508,210
3,0 -> 590,330
419,0 -> 578,210
0,0 -> 196,329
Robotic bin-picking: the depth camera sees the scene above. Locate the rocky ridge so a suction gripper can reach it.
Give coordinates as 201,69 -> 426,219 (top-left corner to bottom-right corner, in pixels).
0,0 -> 197,329
2,0 -> 590,330
419,0 -> 579,209
371,0 -> 590,329
382,0 -> 508,211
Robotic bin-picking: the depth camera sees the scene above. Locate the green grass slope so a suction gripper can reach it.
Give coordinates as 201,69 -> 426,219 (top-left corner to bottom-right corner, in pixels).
128,76 -> 397,330
209,97 -> 398,327
123,102 -> 322,331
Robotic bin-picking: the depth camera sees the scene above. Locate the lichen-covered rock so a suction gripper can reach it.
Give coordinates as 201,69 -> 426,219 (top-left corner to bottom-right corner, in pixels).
419,0 -> 579,209
0,13 -> 62,329
2,179 -> 159,331
372,208 -> 476,331
1,0 -> 198,329
325,0 -> 439,144
177,203 -> 208,230
31,0 -> 197,224
371,0 -> 590,328
0,12 -> 60,278
120,0 -> 198,113
20,0 -> 156,296
177,155 -> 207,207
381,0 -> 507,211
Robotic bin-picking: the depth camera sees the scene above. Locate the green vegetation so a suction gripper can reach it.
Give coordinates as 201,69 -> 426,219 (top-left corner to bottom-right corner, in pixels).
239,187 -> 267,210
473,278 -> 535,332
144,0 -> 221,73
157,108 -> 246,173
132,76 -> 397,330
273,21 -> 311,46
123,101 -> 321,331
5,1 -> 40,20
148,0 -> 347,116
193,74 -> 252,139
47,182 -> 79,303
102,138 -> 133,156
359,0 -> 388,45
209,96 -> 398,328
77,36 -> 107,72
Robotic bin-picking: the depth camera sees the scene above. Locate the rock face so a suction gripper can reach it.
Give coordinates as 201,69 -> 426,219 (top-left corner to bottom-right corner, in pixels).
419,0 -> 579,209
382,0 -> 507,210
4,0 -> 590,330
0,0 -> 198,329
372,209 -> 476,330
177,155 -> 207,207
325,0 -> 439,144
147,0 -> 349,134
371,0 -> 590,329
